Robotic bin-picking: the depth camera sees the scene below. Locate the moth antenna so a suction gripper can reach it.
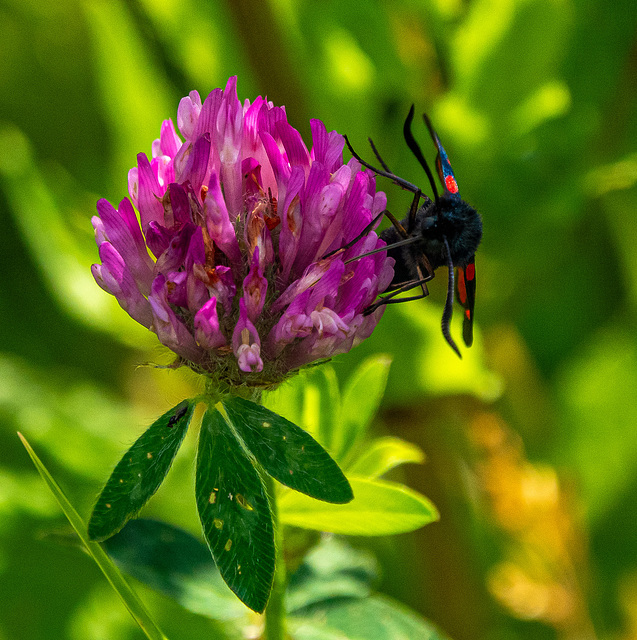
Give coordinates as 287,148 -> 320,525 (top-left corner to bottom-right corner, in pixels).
422,113 -> 437,144
343,135 -> 421,195
441,236 -> 461,358
368,137 -> 393,173
403,105 -> 439,204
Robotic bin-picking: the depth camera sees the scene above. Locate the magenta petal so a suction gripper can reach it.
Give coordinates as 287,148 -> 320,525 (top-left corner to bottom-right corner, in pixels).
165,271 -> 188,307
204,172 -> 241,263
270,289 -> 313,349
310,119 -> 345,173
308,181 -> 345,260
294,168 -> 342,271
306,259 -> 345,311
242,247 -> 268,322
261,130 -> 291,191
232,299 -> 263,373
162,183 -> 190,228
216,78 -> 243,216
377,253 -> 395,293
276,120 -> 311,169
93,243 -> 153,328
237,344 -> 263,373
151,154 -> 173,189
178,133 -> 210,191
149,275 -> 204,362
259,104 -> 287,137
278,166 -> 305,281
310,307 -> 350,338
310,118 -> 328,163
243,96 -> 265,150
271,257 -> 333,313
95,198 -> 154,295
195,297 -> 226,349
92,215 -> 106,245
177,90 -> 202,140
341,172 -> 370,243
155,223 -> 198,274
185,223 -> 206,266
207,265 -> 236,316
136,153 -> 165,231
117,198 -> 146,247
145,221 -> 172,259
193,88 -> 223,140
187,271 -> 209,313
338,244 -> 392,313
127,167 -> 139,208
244,203 -> 274,271
184,231 -> 208,312
159,119 -> 182,157
312,164 -> 352,258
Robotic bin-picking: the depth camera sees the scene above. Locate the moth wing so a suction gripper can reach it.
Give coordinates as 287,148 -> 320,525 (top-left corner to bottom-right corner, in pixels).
456,259 -> 476,347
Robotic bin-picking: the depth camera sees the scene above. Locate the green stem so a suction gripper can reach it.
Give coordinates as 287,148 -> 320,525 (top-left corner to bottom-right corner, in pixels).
264,473 -> 286,640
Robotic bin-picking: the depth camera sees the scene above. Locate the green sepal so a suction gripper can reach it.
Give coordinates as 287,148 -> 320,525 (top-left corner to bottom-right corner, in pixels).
88,399 -> 196,542
222,396 -> 353,504
196,406 -> 274,614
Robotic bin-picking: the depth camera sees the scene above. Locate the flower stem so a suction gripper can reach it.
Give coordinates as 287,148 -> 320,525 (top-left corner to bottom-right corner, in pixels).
264,473 -> 286,640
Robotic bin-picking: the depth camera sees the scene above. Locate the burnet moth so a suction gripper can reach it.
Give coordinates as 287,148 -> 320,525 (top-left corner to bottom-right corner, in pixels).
341,106 -> 482,357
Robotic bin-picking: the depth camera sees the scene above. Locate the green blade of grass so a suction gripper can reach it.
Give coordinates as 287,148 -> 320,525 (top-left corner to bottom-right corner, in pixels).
18,432 -> 168,640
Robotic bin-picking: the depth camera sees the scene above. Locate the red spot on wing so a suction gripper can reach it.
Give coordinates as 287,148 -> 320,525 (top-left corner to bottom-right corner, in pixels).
445,175 -> 459,194
465,309 -> 471,320
466,262 -> 475,280
457,268 -> 467,304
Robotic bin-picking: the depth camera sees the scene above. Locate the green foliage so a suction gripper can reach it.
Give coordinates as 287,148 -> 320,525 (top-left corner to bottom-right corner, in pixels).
18,434 -> 167,640
103,519 -> 377,621
89,400 -> 196,541
347,436 -> 425,479
105,519 -> 247,621
193,361 -> 432,611
337,355 -> 392,460
286,536 -> 379,611
103,518 -> 448,640
263,355 -> 392,464
196,406 -> 275,613
22,354 -> 439,632
263,357 -> 438,535
290,596 -> 450,640
279,478 -> 438,535
221,397 -> 353,504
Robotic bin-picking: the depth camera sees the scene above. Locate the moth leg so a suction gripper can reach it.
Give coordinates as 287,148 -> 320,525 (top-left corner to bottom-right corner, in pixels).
363,261 -> 433,315
321,210 -> 387,259
404,189 -> 419,234
363,278 -> 430,315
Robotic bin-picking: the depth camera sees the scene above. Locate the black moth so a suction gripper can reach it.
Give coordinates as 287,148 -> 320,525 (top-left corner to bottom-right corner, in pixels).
342,106 -> 482,357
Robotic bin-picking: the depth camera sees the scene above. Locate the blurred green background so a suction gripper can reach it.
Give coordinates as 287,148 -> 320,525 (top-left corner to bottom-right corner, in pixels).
1,0 -> 637,638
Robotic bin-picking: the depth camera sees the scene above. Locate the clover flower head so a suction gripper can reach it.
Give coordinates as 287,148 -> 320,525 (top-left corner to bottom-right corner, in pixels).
92,77 -> 394,388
